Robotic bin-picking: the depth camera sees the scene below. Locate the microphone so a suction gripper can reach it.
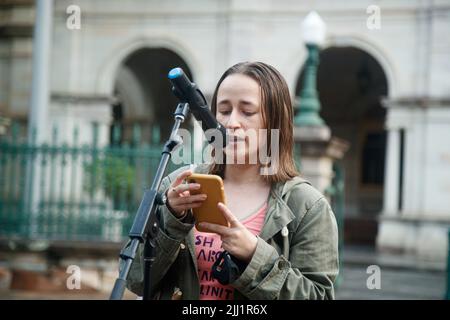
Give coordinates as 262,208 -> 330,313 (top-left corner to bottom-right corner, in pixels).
168,67 -> 228,147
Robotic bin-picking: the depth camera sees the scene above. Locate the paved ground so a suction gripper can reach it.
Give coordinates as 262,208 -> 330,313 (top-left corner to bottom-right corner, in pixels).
336,265 -> 446,300
0,290 -> 139,300
336,245 -> 448,300
1,245 -> 448,300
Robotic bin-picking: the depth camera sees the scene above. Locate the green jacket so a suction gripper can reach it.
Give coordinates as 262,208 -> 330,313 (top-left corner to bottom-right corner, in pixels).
123,163 -> 339,300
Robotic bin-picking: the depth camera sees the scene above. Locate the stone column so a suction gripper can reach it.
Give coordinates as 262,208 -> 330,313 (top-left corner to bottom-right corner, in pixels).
26,0 -> 54,234
377,98 -> 450,267
294,126 -> 349,194
49,93 -> 113,202
382,128 -> 401,216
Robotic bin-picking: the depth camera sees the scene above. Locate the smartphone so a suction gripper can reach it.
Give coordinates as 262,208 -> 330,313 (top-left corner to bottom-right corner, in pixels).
186,173 -> 229,233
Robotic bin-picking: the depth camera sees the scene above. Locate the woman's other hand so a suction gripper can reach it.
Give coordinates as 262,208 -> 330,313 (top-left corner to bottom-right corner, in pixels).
199,202 -> 258,263
166,170 -> 207,218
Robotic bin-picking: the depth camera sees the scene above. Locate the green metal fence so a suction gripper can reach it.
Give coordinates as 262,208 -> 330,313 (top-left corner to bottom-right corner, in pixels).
325,162 -> 345,287
446,229 -> 450,300
0,122 -> 185,243
1,122 -> 346,251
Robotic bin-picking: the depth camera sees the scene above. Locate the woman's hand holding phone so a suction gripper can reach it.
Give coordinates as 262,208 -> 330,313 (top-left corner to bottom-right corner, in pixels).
166,170 -> 257,262
199,203 -> 258,263
166,170 -> 208,218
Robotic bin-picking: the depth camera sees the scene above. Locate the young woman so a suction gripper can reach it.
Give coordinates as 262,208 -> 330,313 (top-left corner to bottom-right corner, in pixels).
125,62 -> 339,300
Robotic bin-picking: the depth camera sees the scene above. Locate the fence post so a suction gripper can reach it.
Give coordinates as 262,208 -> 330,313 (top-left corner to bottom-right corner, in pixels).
446,228 -> 450,300
325,163 -> 345,288
294,141 -> 301,171
335,164 -> 345,288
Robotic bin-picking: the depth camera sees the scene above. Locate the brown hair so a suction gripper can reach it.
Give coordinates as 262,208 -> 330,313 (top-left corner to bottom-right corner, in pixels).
209,61 -> 299,183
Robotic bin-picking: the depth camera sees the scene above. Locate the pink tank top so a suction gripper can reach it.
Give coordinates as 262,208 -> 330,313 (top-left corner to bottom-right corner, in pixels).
194,202 -> 268,300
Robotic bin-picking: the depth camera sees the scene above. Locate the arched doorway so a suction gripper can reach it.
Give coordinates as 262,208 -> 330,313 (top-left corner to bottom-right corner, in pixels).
107,48 -> 194,209
296,46 -> 388,245
112,48 -> 193,144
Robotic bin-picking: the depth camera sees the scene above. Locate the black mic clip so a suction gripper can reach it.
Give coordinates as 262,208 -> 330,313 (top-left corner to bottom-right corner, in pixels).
171,86 -> 185,102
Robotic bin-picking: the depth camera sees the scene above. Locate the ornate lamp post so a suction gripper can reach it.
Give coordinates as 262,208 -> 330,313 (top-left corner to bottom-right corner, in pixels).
294,11 -> 326,126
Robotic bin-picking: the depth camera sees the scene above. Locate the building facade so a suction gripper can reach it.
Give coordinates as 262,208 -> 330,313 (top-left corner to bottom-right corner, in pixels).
1,0 -> 450,264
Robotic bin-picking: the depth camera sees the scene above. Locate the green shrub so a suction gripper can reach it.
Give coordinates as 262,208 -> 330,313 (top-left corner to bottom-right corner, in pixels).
84,156 -> 135,209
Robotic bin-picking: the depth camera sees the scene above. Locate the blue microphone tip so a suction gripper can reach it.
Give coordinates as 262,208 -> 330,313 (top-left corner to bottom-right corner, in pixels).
168,67 -> 183,79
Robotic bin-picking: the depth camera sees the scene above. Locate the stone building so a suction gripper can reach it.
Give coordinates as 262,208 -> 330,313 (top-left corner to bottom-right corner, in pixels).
1,0 -> 449,266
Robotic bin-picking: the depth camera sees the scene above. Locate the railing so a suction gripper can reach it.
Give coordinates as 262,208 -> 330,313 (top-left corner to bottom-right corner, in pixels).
0,122 -> 185,243
446,229 -> 450,300
325,162 -> 345,287
1,121 -> 347,256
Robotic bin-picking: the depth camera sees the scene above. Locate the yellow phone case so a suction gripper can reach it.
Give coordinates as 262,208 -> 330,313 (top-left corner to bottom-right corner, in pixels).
186,173 -> 229,233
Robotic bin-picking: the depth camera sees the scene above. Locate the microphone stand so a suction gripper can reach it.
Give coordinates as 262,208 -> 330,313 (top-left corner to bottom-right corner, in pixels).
109,102 -> 190,300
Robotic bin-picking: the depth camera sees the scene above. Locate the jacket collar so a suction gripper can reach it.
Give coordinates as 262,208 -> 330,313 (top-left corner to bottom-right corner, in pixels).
260,179 -> 299,241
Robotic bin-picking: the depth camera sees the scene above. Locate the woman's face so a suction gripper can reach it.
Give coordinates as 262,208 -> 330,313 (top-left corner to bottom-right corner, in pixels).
216,73 -> 266,165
